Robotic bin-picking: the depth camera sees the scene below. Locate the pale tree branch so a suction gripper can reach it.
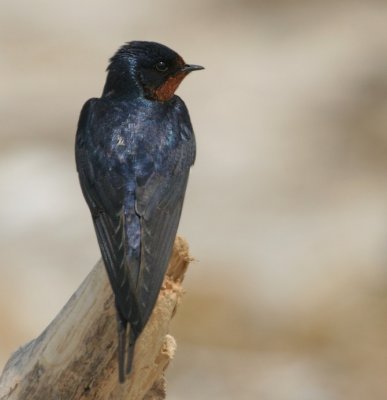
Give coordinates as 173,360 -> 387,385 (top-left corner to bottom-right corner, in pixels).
0,237 -> 191,400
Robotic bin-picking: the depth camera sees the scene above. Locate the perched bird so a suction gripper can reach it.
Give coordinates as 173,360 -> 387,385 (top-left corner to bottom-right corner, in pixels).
75,41 -> 203,382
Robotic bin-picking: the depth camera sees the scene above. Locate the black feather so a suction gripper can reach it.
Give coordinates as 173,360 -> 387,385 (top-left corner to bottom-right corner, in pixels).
75,90 -> 196,380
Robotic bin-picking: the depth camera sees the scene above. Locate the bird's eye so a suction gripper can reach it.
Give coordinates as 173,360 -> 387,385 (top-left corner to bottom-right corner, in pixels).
155,61 -> 168,72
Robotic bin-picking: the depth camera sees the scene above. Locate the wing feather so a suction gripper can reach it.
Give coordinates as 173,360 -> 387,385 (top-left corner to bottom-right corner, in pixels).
135,169 -> 190,328
76,97 -> 194,337
75,99 -> 140,324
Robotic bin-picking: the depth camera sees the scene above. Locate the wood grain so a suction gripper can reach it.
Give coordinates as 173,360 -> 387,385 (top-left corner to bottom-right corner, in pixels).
0,237 -> 191,400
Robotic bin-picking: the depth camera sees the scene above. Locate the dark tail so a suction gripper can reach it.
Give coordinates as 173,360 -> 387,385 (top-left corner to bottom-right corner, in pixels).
116,312 -> 138,383
116,314 -> 127,383
126,330 -> 136,374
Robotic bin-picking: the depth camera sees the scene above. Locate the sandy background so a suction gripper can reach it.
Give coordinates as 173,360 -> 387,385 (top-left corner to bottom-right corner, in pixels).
1,1 -> 387,398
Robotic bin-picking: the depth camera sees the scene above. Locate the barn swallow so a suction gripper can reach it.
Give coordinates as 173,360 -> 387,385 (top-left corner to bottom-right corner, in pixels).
75,41 -> 203,382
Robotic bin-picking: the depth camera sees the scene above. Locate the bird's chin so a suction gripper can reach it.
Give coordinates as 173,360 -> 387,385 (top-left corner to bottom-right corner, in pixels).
151,71 -> 188,102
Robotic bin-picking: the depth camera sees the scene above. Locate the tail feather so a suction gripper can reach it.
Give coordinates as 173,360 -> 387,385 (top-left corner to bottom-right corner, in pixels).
126,330 -> 136,375
116,313 -> 138,383
116,314 -> 127,383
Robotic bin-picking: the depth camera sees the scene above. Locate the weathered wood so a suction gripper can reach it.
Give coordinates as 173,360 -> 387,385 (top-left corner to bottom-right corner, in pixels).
0,237 -> 191,400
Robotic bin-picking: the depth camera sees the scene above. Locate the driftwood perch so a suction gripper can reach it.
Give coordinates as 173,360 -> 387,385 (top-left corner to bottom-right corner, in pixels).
0,237 -> 191,400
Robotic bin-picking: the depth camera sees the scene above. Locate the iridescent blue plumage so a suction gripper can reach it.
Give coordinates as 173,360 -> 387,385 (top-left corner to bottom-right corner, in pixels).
75,41 -> 202,382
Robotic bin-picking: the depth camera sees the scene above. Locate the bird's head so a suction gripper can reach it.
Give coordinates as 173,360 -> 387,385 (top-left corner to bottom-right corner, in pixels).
103,41 -> 204,101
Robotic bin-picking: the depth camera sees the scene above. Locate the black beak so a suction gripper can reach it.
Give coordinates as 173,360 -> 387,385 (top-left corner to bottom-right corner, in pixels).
182,64 -> 205,73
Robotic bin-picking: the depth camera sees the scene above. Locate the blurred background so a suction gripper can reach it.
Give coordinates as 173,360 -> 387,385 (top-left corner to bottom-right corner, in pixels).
1,1 -> 387,398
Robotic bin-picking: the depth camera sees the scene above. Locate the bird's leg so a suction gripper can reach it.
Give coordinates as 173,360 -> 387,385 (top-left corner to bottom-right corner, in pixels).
126,329 -> 136,375
116,313 -> 128,383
